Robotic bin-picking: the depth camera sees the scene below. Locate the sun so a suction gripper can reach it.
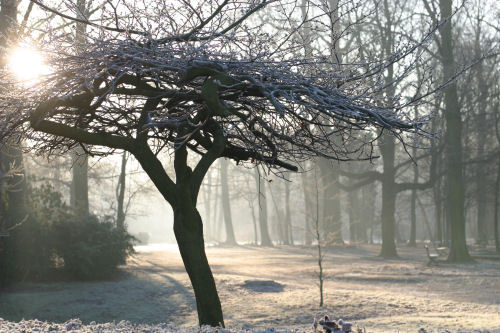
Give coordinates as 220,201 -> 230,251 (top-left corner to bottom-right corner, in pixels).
7,46 -> 49,82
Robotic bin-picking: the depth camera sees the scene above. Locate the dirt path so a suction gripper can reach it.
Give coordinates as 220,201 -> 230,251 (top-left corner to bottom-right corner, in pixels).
1,244 -> 499,332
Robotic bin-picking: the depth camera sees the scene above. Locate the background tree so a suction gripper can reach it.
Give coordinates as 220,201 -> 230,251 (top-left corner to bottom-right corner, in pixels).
0,0 -> 28,249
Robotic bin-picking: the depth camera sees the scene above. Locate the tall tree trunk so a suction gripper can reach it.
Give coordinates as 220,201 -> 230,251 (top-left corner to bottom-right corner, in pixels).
70,148 -> 89,216
70,1 -> 90,217
408,105 -> 421,247
348,189 -> 357,243
409,126 -> 419,247
301,170 -> 313,245
250,198 -> 259,245
438,0 -> 472,262
495,111 -> 500,253
285,180 -> 293,245
379,135 -> 398,258
377,0 -> 398,258
269,182 -> 288,245
115,151 -> 127,229
434,167 -> 443,245
220,159 -> 236,245
474,17 -> 488,246
254,168 -> 272,246
0,0 -> 27,232
360,181 -> 375,244
318,160 -> 343,244
495,158 -> 500,253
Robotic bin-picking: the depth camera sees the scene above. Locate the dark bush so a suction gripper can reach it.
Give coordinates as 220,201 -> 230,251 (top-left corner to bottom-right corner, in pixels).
0,184 -> 66,284
52,215 -> 135,279
0,184 -> 135,284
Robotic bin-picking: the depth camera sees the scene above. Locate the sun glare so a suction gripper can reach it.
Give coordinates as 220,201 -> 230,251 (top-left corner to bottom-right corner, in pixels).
7,47 -> 49,82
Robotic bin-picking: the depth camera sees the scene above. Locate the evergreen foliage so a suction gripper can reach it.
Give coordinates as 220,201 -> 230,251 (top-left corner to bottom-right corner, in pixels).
0,184 -> 134,285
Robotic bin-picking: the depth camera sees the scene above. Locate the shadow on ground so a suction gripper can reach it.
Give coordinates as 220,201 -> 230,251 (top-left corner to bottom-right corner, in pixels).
0,266 -> 195,324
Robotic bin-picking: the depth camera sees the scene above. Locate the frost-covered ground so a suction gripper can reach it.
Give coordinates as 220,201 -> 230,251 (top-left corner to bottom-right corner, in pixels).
1,244 -> 499,332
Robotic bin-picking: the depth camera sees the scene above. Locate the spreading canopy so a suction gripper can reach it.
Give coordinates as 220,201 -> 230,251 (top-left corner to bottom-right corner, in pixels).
0,0 -> 430,171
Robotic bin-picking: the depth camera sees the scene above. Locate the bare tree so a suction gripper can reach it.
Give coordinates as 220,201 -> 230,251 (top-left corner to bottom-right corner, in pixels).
1,0 -> 437,326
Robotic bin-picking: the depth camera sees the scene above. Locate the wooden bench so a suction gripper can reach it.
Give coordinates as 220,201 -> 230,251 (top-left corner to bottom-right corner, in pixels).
425,245 -> 440,266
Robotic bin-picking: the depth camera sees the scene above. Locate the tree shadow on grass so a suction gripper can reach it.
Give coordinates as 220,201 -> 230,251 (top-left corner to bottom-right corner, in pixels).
0,267 -> 196,325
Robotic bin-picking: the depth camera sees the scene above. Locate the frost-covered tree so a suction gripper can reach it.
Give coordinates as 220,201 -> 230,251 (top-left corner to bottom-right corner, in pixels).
0,0 -> 437,326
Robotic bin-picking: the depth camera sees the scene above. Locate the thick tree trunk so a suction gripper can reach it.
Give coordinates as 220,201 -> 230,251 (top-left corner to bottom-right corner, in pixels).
173,204 -> 224,327
360,181 -> 375,244
439,0 -> 472,262
269,183 -> 288,245
408,107 -> 419,247
220,159 -> 236,245
254,169 -> 272,246
70,148 -> 89,216
379,135 -> 398,258
434,170 -> 444,245
250,198 -> 259,245
133,142 -> 225,327
474,27 -> 488,246
409,188 -> 417,246
377,0 -> 398,258
116,151 -> 127,229
409,152 -> 419,247
348,189 -> 357,243
0,0 -> 27,231
318,160 -> 343,244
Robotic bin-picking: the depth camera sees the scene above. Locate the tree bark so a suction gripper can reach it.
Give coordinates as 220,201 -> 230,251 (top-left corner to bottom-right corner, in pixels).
268,182 -> 287,244
438,0 -> 472,262
301,170 -> 313,245
220,159 -> 236,245
474,18 -> 488,246
70,148 -> 89,216
285,180 -> 293,245
254,168 -> 272,246
69,0 -> 91,217
318,160 -> 343,244
409,126 -> 419,247
495,158 -> 500,253
379,135 -> 398,258
116,151 -> 127,229
173,203 -> 224,326
131,132 -> 225,327
348,189 -> 358,243
0,0 -> 27,232
377,0 -> 398,258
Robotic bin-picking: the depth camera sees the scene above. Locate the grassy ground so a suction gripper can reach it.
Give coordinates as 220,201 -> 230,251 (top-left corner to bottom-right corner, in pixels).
1,244 -> 499,332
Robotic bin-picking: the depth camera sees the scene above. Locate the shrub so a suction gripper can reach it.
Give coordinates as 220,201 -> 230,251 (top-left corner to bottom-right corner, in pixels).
0,184 -> 135,284
51,214 -> 135,279
0,184 -> 66,284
